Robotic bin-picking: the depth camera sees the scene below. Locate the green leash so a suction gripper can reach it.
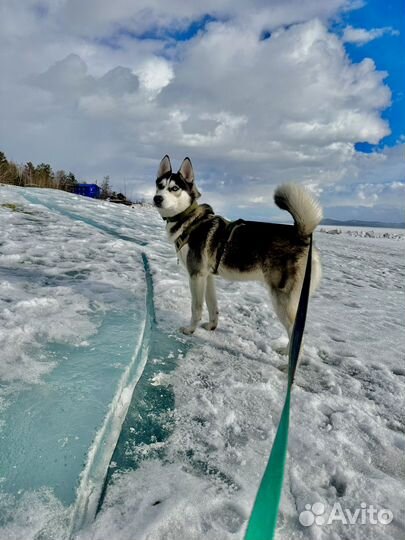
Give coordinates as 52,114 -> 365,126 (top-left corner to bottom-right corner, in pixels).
245,235 -> 313,540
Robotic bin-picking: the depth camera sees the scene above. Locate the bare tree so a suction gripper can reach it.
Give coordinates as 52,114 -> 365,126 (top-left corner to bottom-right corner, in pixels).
100,175 -> 112,199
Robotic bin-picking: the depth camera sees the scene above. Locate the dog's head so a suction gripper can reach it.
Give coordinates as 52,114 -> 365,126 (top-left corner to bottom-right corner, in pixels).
153,155 -> 201,219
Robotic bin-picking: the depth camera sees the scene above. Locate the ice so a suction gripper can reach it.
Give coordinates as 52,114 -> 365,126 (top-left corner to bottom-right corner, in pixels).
319,226 -> 405,241
0,185 -> 404,540
0,187 -> 153,537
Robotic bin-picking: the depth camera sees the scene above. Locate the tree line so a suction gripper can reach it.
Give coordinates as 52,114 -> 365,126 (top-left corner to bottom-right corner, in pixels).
0,150 -> 115,199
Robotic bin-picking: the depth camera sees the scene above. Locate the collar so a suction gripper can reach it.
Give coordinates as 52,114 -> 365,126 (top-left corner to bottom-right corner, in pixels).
162,201 -> 199,223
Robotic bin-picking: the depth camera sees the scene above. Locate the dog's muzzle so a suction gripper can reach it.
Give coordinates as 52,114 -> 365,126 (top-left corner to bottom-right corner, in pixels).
153,195 -> 163,207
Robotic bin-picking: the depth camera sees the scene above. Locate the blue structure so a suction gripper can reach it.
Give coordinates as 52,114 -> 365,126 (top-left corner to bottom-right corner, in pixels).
75,184 -> 100,199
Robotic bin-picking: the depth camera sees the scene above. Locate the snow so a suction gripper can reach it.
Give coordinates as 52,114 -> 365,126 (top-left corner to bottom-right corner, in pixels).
319,226 -> 405,240
0,185 -> 404,540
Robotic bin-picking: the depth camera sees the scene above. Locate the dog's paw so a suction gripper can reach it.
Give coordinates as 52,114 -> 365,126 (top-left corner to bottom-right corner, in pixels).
271,336 -> 289,355
201,321 -> 217,331
179,326 -> 196,336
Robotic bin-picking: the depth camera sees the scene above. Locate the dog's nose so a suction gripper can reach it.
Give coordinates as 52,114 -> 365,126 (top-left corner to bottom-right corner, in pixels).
153,195 -> 163,207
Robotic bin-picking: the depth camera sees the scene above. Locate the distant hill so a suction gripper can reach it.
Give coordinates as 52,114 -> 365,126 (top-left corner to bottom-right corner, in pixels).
321,218 -> 405,229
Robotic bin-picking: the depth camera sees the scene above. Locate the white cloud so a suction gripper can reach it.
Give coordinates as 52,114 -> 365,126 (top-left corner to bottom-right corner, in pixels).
342,25 -> 399,45
31,54 -> 140,99
155,19 -> 390,175
0,0 -> 402,221
136,58 -> 174,98
318,143 -> 405,219
60,0 -> 353,37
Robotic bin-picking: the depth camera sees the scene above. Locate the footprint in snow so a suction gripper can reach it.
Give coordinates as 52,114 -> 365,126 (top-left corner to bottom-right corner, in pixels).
330,335 -> 346,343
342,301 -> 361,309
208,502 -> 246,534
329,472 -> 347,497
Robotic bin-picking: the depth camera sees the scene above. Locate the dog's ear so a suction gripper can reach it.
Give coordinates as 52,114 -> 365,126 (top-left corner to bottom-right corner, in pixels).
157,155 -> 172,179
179,157 -> 201,198
178,157 -> 194,184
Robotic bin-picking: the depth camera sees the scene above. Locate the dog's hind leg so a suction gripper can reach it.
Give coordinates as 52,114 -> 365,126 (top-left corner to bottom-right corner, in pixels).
269,287 -> 299,355
201,274 -> 219,331
180,274 -> 207,335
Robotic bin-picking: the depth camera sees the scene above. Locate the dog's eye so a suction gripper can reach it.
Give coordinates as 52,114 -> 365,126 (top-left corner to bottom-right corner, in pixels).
171,186 -> 179,192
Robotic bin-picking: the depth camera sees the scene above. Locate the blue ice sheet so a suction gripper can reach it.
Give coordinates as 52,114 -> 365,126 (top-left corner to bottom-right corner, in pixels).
0,290 -> 149,531
0,308 -> 145,505
0,188 -> 152,535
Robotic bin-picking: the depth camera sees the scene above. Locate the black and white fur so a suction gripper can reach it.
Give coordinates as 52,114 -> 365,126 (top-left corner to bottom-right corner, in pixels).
154,155 -> 322,350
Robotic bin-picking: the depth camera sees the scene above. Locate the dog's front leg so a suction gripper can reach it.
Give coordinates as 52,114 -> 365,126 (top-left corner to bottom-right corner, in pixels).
201,274 -> 218,330
180,274 -> 206,335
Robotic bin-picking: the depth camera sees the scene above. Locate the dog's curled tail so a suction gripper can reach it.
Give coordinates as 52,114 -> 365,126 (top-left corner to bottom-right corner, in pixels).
274,184 -> 323,237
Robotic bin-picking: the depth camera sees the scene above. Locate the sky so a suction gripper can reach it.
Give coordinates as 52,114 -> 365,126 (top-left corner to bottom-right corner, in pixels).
0,0 -> 404,222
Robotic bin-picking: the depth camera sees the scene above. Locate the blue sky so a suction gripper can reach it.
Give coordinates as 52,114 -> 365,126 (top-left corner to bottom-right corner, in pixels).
339,0 -> 405,153
0,0 -> 404,222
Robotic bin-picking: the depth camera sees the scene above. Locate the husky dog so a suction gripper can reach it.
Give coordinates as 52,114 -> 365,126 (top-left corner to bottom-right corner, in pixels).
153,155 -> 322,350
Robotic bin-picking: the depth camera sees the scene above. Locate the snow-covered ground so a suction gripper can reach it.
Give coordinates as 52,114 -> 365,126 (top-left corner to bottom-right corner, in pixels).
319,226 -> 404,240
0,185 -> 404,540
